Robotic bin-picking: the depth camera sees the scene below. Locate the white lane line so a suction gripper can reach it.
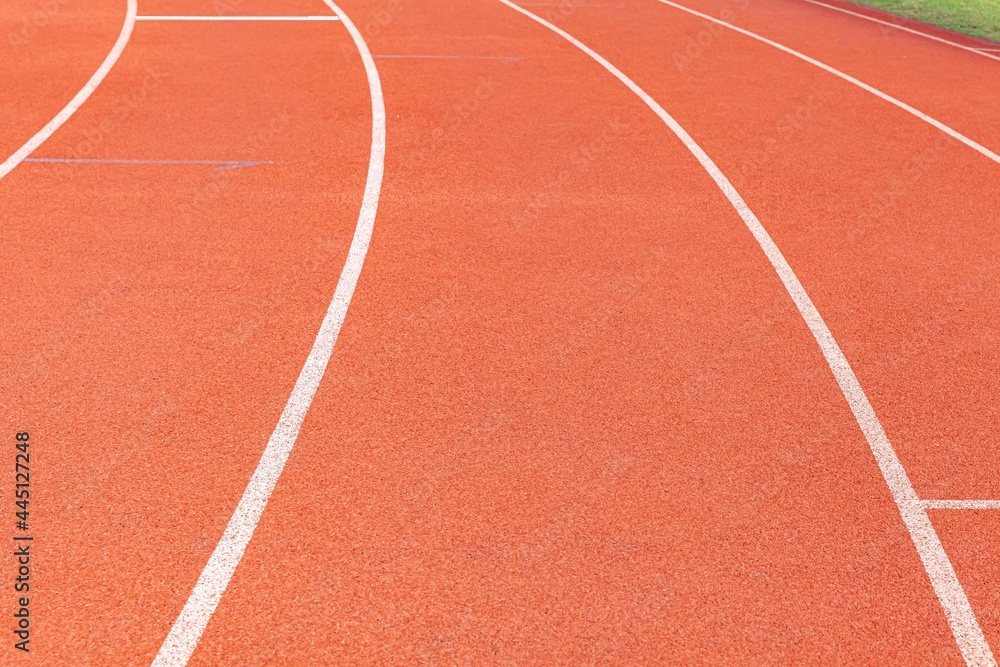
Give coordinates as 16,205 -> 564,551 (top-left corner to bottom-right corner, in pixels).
23,157 -> 270,167
374,54 -> 524,61
657,0 -> 1000,168
0,0 -> 137,181
799,0 -> 1000,63
923,500 -> 1000,510
137,15 -> 340,21
493,2 -> 996,665
149,1 -> 384,665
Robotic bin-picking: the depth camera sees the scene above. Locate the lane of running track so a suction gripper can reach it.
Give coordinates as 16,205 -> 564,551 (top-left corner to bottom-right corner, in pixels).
540,0 -> 1000,657
792,0 -> 1000,64
0,3 -> 372,662
168,0 -> 987,664
0,0 -> 126,158
661,0 -> 1000,150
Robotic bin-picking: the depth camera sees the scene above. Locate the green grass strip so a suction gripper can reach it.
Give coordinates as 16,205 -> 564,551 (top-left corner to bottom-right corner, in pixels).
855,0 -> 1000,43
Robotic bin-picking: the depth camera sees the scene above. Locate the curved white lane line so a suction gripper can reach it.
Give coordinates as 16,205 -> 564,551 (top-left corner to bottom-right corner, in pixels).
0,0 -> 138,181
493,2 -> 996,665
800,0 -> 1000,64
657,0 -> 1000,168
150,2 -> 385,664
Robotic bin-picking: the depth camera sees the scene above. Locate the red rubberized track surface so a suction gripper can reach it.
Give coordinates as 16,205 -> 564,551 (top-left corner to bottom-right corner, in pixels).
1,0 -> 998,664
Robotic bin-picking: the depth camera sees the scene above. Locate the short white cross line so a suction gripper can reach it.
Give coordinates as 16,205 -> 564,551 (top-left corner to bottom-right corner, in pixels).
922,500 -> 1000,510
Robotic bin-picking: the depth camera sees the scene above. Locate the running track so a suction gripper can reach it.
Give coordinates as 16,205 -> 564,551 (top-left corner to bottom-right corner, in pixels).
2,0 -> 999,663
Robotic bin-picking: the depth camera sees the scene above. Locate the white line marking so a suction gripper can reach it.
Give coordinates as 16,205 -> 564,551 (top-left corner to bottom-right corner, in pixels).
136,15 -> 340,21
494,1 -> 996,665
374,54 -> 524,61
23,157 -> 270,167
923,500 -> 1000,510
149,1 -> 384,665
800,0 -> 1000,63
0,0 -> 137,181
657,0 -> 1000,168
